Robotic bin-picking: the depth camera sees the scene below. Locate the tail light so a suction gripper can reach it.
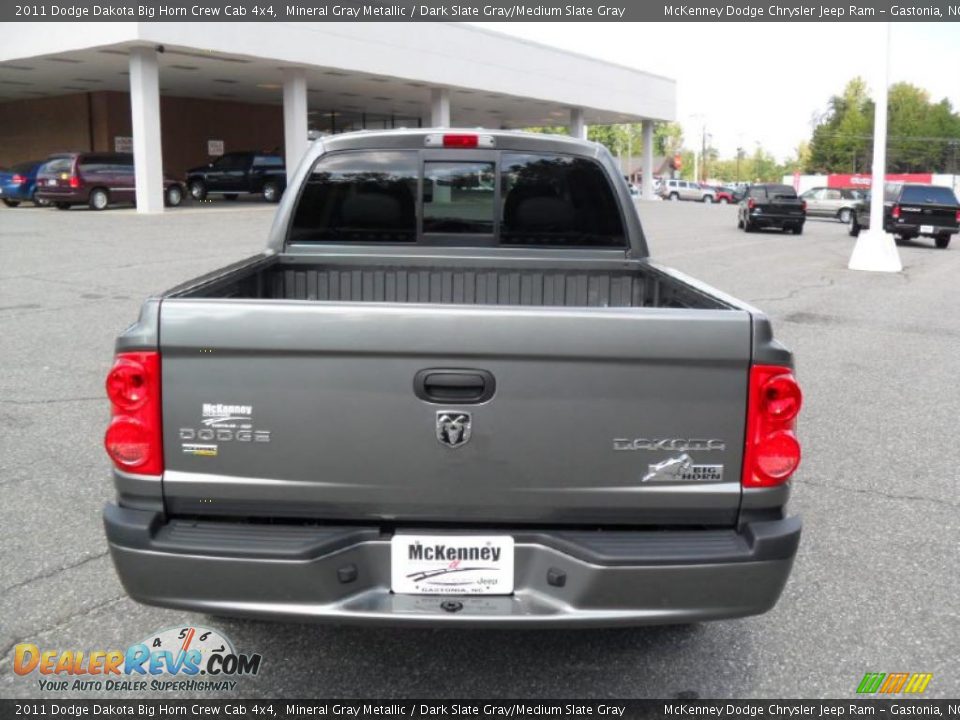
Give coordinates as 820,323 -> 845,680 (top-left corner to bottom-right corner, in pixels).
742,365 -> 802,488
892,205 -> 901,219
69,175 -> 80,189
12,174 -> 27,185
104,352 -> 163,475
955,209 -> 960,223
747,198 -> 756,210
801,200 -> 807,212
442,134 -> 478,148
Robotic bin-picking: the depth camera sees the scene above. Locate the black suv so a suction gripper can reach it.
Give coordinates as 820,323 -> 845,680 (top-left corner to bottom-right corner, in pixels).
850,183 -> 959,249
186,152 -> 286,203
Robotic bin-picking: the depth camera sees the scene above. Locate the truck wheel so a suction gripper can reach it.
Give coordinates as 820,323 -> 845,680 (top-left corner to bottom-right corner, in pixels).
188,180 -> 207,201
837,208 -> 852,224
88,188 -> 109,211
2,199 -> 20,208
263,181 -> 282,203
737,216 -> 744,229
703,195 -> 713,204
792,224 -> 804,235
718,197 -> 728,205
848,217 -> 860,237
935,234 -> 951,249
669,192 -> 679,201
744,218 -> 756,233
164,185 -> 183,207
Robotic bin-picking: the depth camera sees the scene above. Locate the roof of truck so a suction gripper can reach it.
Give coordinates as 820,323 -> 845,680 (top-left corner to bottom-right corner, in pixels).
316,128 -> 608,159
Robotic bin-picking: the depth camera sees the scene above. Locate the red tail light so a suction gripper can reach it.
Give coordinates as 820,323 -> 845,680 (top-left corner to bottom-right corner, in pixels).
801,200 -> 807,212
104,352 -> 163,475
747,198 -> 756,210
12,174 -> 27,185
442,134 -> 478,148
69,175 -> 80,189
892,205 -> 900,219
955,209 -> 960,223
742,365 -> 802,488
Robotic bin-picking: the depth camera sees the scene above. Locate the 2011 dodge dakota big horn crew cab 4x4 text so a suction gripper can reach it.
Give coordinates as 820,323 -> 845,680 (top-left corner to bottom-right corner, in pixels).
102,130 -> 803,627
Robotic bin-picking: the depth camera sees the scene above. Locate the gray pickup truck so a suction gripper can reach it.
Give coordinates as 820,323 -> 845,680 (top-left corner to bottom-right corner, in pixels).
103,129 -> 802,627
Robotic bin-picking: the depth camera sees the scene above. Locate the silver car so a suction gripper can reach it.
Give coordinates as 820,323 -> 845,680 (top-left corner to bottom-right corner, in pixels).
659,178 -> 716,203
799,187 -> 862,223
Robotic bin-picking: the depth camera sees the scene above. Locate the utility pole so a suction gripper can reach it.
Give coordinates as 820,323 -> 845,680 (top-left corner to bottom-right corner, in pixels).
701,125 -> 707,183
736,147 -> 743,183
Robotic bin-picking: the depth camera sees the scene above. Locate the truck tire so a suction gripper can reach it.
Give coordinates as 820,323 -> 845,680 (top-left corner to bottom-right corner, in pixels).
792,224 -> 804,235
188,179 -> 207,201
848,217 -> 860,237
837,208 -> 852,224
718,197 -> 728,205
2,199 -> 20,208
737,216 -> 744,229
702,195 -> 713,204
88,188 -> 109,211
935,234 -> 951,249
263,181 -> 282,203
165,185 -> 183,208
669,192 -> 679,201
744,218 -> 756,233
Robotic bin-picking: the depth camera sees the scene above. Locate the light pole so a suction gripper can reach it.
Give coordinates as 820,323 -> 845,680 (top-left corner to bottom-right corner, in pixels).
848,22 -> 901,273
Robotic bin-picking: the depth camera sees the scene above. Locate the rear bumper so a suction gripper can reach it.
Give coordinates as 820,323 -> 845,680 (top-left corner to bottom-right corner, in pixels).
750,212 -> 804,228
885,221 -> 958,237
104,504 -> 801,627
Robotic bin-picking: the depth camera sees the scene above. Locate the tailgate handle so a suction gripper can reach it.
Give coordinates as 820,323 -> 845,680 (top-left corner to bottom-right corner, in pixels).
414,369 -> 496,404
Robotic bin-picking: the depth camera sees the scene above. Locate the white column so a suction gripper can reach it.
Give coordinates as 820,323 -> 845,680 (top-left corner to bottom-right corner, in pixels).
849,22 -> 901,273
430,87 -> 450,128
570,108 -> 586,140
641,120 -> 655,200
129,47 -> 163,214
282,68 -> 309,182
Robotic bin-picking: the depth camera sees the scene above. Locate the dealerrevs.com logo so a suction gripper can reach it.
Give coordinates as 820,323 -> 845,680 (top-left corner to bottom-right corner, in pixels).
14,626 -> 262,693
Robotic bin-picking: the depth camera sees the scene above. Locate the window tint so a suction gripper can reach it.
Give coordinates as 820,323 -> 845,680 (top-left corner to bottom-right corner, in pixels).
824,190 -> 842,200
42,158 -> 73,175
500,153 -> 625,247
767,185 -> 797,199
748,187 -> 766,199
290,150 -> 417,243
899,185 -> 958,205
254,155 -> 284,168
213,153 -> 249,170
423,161 -> 495,234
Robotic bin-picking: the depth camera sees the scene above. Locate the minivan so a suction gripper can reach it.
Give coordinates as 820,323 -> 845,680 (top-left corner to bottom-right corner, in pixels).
35,153 -> 184,210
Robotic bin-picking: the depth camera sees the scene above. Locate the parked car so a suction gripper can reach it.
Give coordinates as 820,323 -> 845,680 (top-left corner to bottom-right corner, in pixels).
0,159 -> 51,207
103,129 -> 803,627
738,184 -> 806,234
659,178 -> 716,203
849,183 -> 959,249
186,151 -> 286,203
713,187 -> 735,204
799,186 -> 862,223
35,153 -> 184,210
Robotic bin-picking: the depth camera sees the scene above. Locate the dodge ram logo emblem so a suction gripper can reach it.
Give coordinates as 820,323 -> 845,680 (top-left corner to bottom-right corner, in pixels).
436,412 -> 471,448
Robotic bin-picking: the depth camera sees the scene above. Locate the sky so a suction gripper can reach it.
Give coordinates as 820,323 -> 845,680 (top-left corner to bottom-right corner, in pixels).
470,22 -> 960,161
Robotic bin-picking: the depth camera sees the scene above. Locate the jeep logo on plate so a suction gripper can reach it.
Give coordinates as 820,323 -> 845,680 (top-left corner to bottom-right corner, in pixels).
436,412 -> 471,449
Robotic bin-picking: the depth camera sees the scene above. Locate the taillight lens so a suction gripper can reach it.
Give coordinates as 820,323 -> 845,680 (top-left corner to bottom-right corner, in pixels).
955,209 -> 960,223
742,365 -> 802,487
69,175 -> 80,189
892,205 -> 900,219
12,174 -> 26,185
104,352 -> 162,475
801,200 -> 807,212
747,198 -> 756,210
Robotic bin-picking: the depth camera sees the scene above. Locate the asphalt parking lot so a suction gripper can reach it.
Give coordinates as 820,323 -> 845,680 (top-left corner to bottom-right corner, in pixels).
1,200 -> 957,699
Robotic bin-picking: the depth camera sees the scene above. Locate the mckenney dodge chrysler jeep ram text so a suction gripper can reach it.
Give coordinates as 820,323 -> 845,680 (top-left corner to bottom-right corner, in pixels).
102,130 -> 803,626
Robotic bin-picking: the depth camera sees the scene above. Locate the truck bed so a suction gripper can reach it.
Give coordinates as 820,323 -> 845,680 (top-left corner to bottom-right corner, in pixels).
167,254 -> 733,310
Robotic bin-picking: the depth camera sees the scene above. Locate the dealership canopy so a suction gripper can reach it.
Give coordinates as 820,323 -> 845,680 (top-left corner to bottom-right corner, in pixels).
0,22 -> 676,211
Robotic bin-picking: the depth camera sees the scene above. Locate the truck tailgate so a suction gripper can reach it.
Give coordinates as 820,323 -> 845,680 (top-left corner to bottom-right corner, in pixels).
159,300 -> 751,526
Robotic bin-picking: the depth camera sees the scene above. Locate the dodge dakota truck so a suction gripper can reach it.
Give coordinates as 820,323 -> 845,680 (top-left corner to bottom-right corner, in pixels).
103,130 -> 803,626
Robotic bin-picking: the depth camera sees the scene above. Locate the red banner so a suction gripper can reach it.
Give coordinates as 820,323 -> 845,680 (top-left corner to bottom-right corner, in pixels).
827,173 -> 932,189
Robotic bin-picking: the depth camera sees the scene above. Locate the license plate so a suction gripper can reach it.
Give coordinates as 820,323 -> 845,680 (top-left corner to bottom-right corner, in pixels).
47,179 -> 57,186
391,534 -> 514,595
921,225 -> 934,234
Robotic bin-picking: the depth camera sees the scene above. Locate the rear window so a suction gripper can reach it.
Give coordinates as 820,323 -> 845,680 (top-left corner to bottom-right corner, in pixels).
254,155 -> 283,167
899,185 -> 958,205
41,158 -> 73,175
767,185 -> 797,199
290,150 -> 418,243
290,150 -> 626,248
500,153 -> 624,247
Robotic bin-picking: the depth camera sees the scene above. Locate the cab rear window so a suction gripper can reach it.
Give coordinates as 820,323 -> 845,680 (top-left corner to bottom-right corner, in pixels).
899,185 -> 958,205
290,150 -> 626,248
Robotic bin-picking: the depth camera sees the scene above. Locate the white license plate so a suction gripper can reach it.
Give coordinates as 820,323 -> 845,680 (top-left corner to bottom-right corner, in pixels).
391,534 -> 514,595
47,179 -> 57,186
921,225 -> 934,234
